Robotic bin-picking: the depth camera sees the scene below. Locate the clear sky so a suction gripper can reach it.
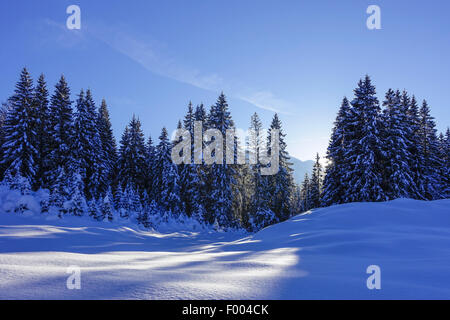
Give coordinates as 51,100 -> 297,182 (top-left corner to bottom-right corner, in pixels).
0,0 -> 449,161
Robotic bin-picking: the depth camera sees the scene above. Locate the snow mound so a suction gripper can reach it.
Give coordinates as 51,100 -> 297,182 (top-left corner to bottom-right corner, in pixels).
0,198 -> 449,299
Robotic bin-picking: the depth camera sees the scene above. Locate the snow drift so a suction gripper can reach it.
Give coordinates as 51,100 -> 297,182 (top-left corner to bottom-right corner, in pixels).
0,198 -> 449,299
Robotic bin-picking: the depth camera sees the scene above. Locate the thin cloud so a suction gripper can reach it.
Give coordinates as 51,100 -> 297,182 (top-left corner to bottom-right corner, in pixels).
44,19 -> 294,114
239,91 -> 295,115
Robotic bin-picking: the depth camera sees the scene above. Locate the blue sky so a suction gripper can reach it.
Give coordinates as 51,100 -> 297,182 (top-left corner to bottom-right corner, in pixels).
0,0 -> 449,161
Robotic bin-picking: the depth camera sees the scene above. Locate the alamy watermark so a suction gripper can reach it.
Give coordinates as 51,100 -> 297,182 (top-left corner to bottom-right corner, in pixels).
66,5 -> 81,30
366,5 -> 381,30
366,265 -> 381,290
171,122 -> 280,175
66,265 -> 81,290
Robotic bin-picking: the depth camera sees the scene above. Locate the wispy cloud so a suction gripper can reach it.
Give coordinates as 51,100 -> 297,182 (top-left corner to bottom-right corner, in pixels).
239,91 -> 295,114
42,19 -> 85,47
43,19 -> 294,114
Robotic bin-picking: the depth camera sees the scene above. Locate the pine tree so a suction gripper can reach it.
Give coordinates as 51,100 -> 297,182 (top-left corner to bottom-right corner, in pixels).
180,102 -> 200,217
265,113 -> 294,221
49,166 -> 70,216
116,185 -> 129,218
193,103 -> 208,219
154,127 -> 181,216
97,99 -> 118,194
117,116 -> 146,193
73,89 -> 104,199
405,95 -> 423,199
0,100 -> 13,180
345,76 -> 386,202
145,136 -> 156,200
300,173 -> 311,212
309,153 -> 323,208
66,170 -> 87,217
247,112 -> 272,229
47,75 -> 74,185
381,89 -> 417,199
100,187 -> 114,222
88,198 -> 101,220
33,74 -> 51,189
321,97 -> 353,206
1,68 -> 39,185
418,100 -> 442,199
205,93 -> 236,227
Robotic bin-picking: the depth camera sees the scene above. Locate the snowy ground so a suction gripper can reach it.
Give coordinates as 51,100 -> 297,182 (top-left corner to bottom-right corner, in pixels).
1,199 -> 449,299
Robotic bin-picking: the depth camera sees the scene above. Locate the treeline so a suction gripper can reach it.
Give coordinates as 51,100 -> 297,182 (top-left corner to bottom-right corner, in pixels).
0,68 -> 298,231
299,76 -> 449,212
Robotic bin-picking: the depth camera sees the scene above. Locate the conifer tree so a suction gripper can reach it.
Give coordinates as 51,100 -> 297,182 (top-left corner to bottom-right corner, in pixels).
66,170 -> 87,217
47,75 -> 74,184
300,173 -> 311,212
145,136 -> 156,200
321,97 -> 353,206
381,89 -> 416,199
246,112 -> 272,229
100,187 -> 114,222
405,94 -> 423,199
88,198 -> 101,220
97,99 -> 117,193
73,89 -> 104,199
179,102 -> 202,217
418,100 -> 442,199
0,100 -> 13,180
309,153 -> 323,208
117,116 -> 146,193
205,93 -> 236,227
1,68 -> 39,185
154,127 -> 181,216
265,113 -> 294,221
345,76 -> 386,202
33,74 -> 51,189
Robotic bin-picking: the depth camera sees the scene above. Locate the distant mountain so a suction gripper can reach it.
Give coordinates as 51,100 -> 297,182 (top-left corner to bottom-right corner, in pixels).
289,156 -> 314,185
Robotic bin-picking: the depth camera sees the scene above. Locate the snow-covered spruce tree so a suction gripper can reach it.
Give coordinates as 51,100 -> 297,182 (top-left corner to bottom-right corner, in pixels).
117,116 -> 147,194
405,94 -> 424,199
300,173 -> 311,212
88,198 -> 101,220
0,100 -> 13,180
97,99 -> 118,194
117,126 -> 131,187
119,183 -> 136,219
381,89 -> 417,199
205,93 -> 236,228
179,102 -> 196,217
193,103 -> 209,219
309,153 -> 323,209
1,68 -> 39,186
418,100 -> 443,200
321,97 -> 353,206
73,89 -> 104,199
145,136 -> 156,200
100,187 -> 114,222
33,74 -> 51,190
153,127 -> 182,216
116,185 -> 129,218
47,75 -> 75,184
66,169 -> 88,217
247,112 -> 274,230
265,113 -> 295,222
345,75 -> 386,203
49,166 -> 71,216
